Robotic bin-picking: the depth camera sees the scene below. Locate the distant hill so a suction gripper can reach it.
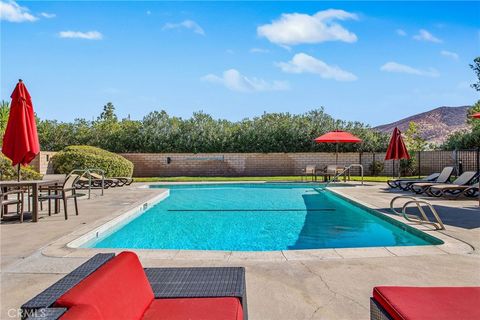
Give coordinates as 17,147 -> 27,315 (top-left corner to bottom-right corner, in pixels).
374,106 -> 470,145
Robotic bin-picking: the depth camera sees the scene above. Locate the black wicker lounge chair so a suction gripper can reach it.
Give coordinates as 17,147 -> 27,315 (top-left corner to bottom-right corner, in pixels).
21,252 -> 247,320
409,166 -> 454,194
387,172 -> 439,190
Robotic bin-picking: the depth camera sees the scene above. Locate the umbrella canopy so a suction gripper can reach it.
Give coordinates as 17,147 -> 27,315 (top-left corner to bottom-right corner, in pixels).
471,112 -> 480,119
314,130 -> 362,164
385,127 -> 410,161
314,130 -> 363,143
2,80 -> 40,172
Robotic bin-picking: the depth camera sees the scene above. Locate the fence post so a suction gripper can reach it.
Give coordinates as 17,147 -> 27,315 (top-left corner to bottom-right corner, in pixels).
417,151 -> 421,178
453,149 -> 459,177
477,147 -> 480,176
372,152 -> 375,176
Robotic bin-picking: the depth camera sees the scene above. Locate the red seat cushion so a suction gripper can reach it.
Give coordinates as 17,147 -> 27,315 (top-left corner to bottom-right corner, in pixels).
55,251 -> 154,320
59,304 -> 103,320
373,286 -> 480,320
142,297 -> 243,320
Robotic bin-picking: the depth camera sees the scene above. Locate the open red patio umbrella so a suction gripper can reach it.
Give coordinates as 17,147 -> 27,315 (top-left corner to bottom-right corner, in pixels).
385,127 -> 410,177
314,130 -> 362,164
2,80 -> 40,181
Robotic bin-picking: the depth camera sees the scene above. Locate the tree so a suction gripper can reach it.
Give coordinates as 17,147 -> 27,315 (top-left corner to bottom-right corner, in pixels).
443,100 -> 480,150
0,100 -> 10,142
98,102 -> 118,122
400,121 -> 427,175
404,121 -> 427,152
470,57 -> 480,91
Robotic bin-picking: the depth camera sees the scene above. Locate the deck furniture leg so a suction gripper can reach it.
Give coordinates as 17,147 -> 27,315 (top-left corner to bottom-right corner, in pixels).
62,192 -> 68,220
32,184 -> 39,222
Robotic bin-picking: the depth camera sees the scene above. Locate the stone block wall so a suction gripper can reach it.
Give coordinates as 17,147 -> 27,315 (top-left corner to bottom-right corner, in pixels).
30,150 -> 478,177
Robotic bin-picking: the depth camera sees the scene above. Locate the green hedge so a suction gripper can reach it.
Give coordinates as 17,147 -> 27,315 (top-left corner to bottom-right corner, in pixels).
0,154 -> 42,180
51,145 -> 133,177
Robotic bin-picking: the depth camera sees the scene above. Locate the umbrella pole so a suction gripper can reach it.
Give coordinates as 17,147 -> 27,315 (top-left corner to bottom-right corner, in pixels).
17,164 -> 20,182
335,143 -> 338,165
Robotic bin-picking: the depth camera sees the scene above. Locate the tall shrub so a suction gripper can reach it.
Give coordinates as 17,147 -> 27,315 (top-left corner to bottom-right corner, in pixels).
51,145 -> 133,177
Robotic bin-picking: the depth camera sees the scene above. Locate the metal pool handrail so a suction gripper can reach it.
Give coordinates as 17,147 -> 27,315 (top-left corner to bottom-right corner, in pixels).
390,195 -> 445,230
323,164 -> 364,189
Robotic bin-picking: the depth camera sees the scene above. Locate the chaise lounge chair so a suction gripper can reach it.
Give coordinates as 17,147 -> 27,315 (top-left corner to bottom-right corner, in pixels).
463,182 -> 479,198
370,286 -> 480,320
21,251 -> 247,320
387,172 -> 440,190
409,166 -> 454,194
77,172 -> 133,189
426,172 -> 479,197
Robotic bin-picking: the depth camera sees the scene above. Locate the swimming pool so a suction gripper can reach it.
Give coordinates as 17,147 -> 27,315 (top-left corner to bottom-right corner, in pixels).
86,183 -> 442,251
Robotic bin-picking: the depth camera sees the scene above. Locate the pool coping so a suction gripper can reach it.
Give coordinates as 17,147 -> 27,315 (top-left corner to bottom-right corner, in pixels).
41,182 -> 474,261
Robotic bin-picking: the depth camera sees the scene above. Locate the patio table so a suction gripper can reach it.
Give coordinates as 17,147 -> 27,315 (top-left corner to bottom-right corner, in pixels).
0,179 -> 62,222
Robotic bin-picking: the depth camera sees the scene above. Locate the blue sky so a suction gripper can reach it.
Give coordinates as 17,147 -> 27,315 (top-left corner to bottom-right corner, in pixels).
1,1 -> 479,126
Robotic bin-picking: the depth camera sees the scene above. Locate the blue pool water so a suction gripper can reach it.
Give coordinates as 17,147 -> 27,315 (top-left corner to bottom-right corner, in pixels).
88,183 -> 442,251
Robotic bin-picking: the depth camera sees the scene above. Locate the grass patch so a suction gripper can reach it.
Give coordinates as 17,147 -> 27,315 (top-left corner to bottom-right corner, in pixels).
133,176 -> 420,183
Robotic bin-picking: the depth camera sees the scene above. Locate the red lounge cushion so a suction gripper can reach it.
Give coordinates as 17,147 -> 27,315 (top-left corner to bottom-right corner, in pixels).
142,297 -> 243,320
55,252 -> 154,320
373,286 -> 480,320
60,304 -> 103,320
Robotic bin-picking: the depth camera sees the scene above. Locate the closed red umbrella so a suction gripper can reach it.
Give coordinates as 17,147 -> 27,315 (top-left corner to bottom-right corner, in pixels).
314,130 -> 362,164
385,127 -> 410,177
2,80 -> 40,181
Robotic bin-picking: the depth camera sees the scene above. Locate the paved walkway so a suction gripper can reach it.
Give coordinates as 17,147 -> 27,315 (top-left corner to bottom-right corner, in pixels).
1,182 -> 479,319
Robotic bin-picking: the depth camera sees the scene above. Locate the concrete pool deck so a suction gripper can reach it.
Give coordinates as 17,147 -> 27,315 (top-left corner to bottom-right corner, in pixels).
1,182 -> 479,319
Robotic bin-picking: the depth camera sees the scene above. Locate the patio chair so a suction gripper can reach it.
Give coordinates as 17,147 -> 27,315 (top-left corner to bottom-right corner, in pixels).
21,251 -> 247,320
409,166 -> 454,194
38,174 -> 67,213
0,188 -> 25,222
317,165 -> 344,182
370,286 -> 480,320
302,165 -> 317,181
387,172 -> 439,189
426,172 -> 479,197
38,174 -> 85,220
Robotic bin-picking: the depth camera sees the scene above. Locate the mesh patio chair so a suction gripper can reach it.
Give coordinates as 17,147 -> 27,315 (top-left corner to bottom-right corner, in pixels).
38,174 -> 85,220
1,188 -> 25,222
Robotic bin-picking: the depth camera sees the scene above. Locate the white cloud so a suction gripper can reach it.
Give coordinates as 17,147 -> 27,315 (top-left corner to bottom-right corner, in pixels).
380,62 -> 439,77
40,12 -> 55,18
276,53 -> 357,82
0,0 -> 37,22
413,29 -> 442,43
58,31 -> 103,40
162,20 -> 205,35
201,69 -> 289,92
440,50 -> 459,60
396,29 -> 407,36
250,48 -> 269,54
257,9 -> 358,46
